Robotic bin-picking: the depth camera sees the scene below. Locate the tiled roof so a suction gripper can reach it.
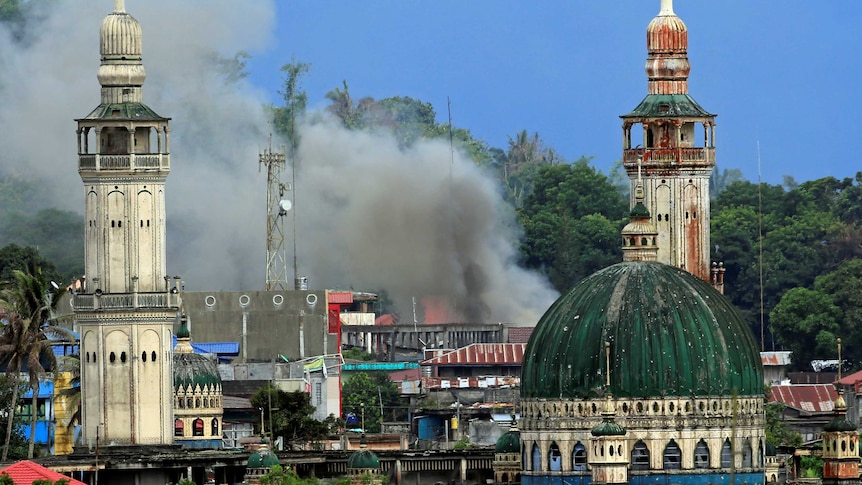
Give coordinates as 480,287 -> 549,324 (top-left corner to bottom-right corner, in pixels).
837,369 -> 862,386
0,460 -> 87,485
421,343 -> 525,366
768,384 -> 837,414
507,327 -> 534,344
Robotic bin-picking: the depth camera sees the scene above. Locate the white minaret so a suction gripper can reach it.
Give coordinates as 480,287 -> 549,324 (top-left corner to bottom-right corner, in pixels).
620,0 -> 716,282
74,1 -> 178,446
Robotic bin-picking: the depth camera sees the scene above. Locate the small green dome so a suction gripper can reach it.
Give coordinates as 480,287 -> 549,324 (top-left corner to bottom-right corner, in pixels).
824,415 -> 856,432
262,452 -> 280,467
591,417 -> 627,436
347,449 -> 380,470
176,318 -> 190,339
247,451 -> 263,468
522,262 -> 763,399
495,429 -> 520,453
628,202 -> 651,219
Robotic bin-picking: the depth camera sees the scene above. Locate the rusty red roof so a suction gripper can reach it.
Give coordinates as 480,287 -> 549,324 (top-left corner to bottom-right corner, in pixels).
507,327 -> 534,344
768,384 -> 837,414
0,460 -> 87,485
761,351 -> 792,366
328,291 -> 353,304
420,343 -> 525,366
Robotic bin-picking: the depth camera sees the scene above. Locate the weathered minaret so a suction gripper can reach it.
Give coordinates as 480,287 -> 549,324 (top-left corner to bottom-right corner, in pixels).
621,0 -> 716,281
74,0 -> 178,445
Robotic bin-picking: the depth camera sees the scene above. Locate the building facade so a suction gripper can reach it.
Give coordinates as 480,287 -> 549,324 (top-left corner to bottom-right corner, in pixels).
74,0 -> 178,446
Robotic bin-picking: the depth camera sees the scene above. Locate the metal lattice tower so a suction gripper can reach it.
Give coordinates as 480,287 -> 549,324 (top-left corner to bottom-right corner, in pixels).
260,141 -> 289,291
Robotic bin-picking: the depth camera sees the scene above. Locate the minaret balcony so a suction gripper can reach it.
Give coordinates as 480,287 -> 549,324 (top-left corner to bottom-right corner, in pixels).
623,147 -> 714,171
73,291 -> 180,311
78,153 -> 170,172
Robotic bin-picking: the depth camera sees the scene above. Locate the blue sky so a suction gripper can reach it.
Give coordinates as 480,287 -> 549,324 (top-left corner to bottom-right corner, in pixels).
242,1 -> 862,186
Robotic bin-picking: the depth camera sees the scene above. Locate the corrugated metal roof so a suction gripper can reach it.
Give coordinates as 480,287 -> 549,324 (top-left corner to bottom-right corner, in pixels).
769,384 -> 837,414
328,291 -> 353,304
420,343 -> 525,366
0,461 -> 87,485
761,351 -> 793,366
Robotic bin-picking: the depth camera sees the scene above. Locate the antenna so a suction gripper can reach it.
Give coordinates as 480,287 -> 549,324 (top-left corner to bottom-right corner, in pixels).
260,134 -> 289,291
757,141 -> 765,351
447,97 -> 455,185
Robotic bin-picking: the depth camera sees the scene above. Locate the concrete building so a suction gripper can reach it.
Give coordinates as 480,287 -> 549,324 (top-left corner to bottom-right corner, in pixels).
74,0 -> 177,446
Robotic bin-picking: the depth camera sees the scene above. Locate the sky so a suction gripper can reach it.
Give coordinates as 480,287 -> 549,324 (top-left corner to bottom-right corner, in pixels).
243,1 -> 862,185
0,1 -> 859,320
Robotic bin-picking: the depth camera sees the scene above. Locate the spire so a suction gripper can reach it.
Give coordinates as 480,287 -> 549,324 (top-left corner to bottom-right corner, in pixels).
174,314 -> 193,354
98,2 -> 145,103
621,157 -> 659,262
659,0 -> 674,15
114,0 -> 125,13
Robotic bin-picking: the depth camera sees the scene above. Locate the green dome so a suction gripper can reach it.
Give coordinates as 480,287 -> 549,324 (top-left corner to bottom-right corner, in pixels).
247,447 -> 278,468
173,352 -> 221,389
824,414 -> 856,432
591,417 -> 627,436
347,449 -> 380,470
247,451 -> 263,468
522,262 -> 763,399
495,429 -> 520,453
262,452 -> 280,467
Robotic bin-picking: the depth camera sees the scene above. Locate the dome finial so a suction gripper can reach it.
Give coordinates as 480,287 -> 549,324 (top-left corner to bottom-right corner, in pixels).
659,0 -> 674,15
114,0 -> 126,13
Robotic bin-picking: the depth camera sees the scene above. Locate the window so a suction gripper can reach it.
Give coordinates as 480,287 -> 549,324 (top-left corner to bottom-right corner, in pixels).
151,351 -> 157,362
742,439 -> 752,468
174,419 -> 184,437
532,444 -> 541,472
572,442 -> 587,471
211,418 -> 219,436
694,439 -> 710,469
315,382 -> 323,405
109,352 -> 116,363
663,440 -> 681,469
193,418 -> 204,437
549,442 -> 562,471
721,439 -> 733,468
632,441 -> 650,470
142,351 -> 147,362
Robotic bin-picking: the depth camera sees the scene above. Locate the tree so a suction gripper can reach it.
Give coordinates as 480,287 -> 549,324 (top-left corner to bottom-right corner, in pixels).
518,160 -> 628,292
341,372 -> 400,433
709,165 -> 745,199
249,384 -> 330,446
769,287 -> 842,369
0,267 -> 71,459
764,401 -> 801,447
0,244 -> 61,285
272,58 -> 311,153
489,130 -> 559,208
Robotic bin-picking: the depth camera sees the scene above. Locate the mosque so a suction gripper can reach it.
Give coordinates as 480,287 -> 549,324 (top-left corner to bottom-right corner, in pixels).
507,1 -> 767,484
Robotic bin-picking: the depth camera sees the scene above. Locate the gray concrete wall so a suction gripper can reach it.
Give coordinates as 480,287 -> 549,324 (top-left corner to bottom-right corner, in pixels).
182,290 -> 337,362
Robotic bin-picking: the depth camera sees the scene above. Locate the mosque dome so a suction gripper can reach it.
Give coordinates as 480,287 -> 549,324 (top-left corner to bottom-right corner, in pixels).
247,444 -> 279,469
521,261 -> 762,400
173,318 -> 221,391
495,429 -> 521,453
347,449 -> 380,470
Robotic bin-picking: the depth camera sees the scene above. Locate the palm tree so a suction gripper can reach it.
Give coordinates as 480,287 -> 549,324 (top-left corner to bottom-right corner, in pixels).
0,268 -> 70,459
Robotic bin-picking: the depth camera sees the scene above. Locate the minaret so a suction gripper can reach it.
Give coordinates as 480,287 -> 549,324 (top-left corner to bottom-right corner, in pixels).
589,342 -> 628,485
74,0 -> 178,445
823,339 -> 860,485
620,0 -> 716,281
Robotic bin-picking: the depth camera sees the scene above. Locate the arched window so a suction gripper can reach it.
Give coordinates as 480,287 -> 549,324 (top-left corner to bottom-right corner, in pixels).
663,440 -> 682,469
211,418 -> 219,436
152,351 -> 157,362
632,440 -> 650,470
694,439 -> 710,469
532,444 -> 542,472
572,442 -> 587,471
174,419 -> 184,437
721,439 -> 733,468
549,442 -> 562,471
742,439 -> 752,468
758,439 -> 764,467
142,351 -> 147,362
193,418 -> 204,437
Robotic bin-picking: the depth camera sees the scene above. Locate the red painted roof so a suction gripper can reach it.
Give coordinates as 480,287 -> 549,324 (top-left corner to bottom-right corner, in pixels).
0,460 -> 87,485
768,384 -> 838,414
507,327 -> 534,344
328,291 -> 353,304
420,343 -> 525,366
838,369 -> 862,386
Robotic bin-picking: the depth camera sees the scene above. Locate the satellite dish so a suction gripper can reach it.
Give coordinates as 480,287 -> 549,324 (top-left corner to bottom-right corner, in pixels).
278,199 -> 292,215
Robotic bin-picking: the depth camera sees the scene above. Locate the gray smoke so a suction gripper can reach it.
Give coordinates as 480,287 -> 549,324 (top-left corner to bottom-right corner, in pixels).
0,0 -> 557,324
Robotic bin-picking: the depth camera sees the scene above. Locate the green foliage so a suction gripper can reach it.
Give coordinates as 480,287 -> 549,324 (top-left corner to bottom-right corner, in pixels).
0,244 -> 61,285
341,372 -> 401,433
260,464 -> 319,485
167,479 -> 195,485
272,58 -> 311,154
710,165 -> 745,199
0,209 -> 85,282
517,160 -> 627,292
452,437 -> 472,450
32,479 -> 70,485
250,384 -> 330,444
764,401 -> 802,447
342,348 -> 376,361
800,454 -> 823,478
0,376 -> 29,460
0,474 -> 10,485
489,130 -> 562,208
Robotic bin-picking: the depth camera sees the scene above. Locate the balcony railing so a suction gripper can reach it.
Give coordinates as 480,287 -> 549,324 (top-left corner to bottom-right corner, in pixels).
73,291 -> 179,311
623,147 -> 715,168
78,153 -> 170,171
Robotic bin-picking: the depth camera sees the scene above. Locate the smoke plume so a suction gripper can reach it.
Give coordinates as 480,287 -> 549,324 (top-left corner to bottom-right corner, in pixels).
0,0 -> 557,323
